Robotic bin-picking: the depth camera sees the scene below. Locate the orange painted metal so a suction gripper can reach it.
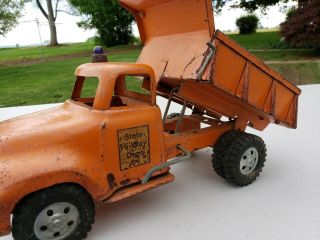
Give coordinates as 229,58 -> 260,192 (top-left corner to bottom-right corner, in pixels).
0,62 -> 232,236
120,0 -> 215,81
210,31 -> 300,128
105,173 -> 175,203
120,0 -> 301,130
0,0 -> 301,237
0,101 -> 108,235
163,115 -> 201,133
164,122 -> 234,159
0,63 -> 164,235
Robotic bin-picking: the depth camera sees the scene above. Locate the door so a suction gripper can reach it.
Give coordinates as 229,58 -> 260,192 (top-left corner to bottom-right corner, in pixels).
101,74 -> 165,191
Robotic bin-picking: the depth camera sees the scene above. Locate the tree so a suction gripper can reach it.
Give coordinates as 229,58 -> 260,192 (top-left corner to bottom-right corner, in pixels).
35,0 -> 58,46
213,0 -> 300,12
69,0 -> 134,47
0,0 -> 24,36
280,0 -> 320,49
236,14 -> 259,34
34,0 -> 76,46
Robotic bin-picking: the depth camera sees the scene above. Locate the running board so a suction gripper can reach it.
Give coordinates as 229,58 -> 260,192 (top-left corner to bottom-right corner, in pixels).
104,173 -> 175,204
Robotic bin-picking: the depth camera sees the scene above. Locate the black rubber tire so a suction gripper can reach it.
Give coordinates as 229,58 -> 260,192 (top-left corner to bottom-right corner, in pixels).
212,130 -> 242,179
12,184 -> 95,240
223,132 -> 267,186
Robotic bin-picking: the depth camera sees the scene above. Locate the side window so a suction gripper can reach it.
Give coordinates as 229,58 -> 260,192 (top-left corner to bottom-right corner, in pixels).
125,75 -> 150,96
112,74 -> 153,107
71,77 -> 99,107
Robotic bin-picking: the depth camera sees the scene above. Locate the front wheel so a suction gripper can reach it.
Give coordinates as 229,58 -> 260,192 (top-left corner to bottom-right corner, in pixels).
12,184 -> 95,240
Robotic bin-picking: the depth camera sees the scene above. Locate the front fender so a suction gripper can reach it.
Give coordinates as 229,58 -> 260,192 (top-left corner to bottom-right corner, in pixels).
0,169 -> 108,236
0,162 -> 108,237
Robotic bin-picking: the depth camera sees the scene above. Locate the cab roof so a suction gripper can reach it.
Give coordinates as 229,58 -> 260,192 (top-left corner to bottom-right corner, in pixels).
75,62 -> 155,80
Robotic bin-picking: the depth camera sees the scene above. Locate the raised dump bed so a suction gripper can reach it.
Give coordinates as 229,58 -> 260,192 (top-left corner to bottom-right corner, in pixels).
208,31 -> 300,129
120,0 -> 301,130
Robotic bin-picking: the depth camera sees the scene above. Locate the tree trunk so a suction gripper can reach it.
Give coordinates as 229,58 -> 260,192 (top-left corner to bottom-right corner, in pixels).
46,0 -> 58,46
49,21 -> 58,46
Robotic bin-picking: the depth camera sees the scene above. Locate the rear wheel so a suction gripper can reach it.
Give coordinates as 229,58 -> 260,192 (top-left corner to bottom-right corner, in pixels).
212,131 -> 267,186
212,130 -> 241,178
12,184 -> 95,240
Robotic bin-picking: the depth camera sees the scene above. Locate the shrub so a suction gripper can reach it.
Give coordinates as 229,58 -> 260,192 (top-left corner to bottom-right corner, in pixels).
280,0 -> 320,49
236,14 -> 259,34
286,7 -> 297,20
132,36 -> 142,46
268,39 -> 290,49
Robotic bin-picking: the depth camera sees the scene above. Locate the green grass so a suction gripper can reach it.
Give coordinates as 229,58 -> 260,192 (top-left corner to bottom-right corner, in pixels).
0,42 -> 141,64
0,42 -> 94,63
0,50 -> 141,107
268,62 -> 320,85
228,31 -> 282,49
253,49 -> 319,61
229,31 -> 320,61
1,31 -> 319,107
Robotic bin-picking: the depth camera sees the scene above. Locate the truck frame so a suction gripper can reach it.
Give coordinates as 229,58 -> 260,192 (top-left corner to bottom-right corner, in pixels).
0,0 -> 301,239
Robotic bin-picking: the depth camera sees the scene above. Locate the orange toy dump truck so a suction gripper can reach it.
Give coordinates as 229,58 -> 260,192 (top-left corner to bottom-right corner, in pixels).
0,0 -> 301,239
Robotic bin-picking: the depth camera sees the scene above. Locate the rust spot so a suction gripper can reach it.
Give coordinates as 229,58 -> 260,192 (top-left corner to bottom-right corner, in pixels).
107,173 -> 116,189
101,122 -> 107,130
120,178 -> 131,186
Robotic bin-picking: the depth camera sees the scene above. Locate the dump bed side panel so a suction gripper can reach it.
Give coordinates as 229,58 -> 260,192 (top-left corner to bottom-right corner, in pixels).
209,31 -> 300,128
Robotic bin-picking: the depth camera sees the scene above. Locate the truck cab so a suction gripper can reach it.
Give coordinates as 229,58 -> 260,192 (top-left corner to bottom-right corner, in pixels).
72,62 -> 169,191
0,63 -> 172,238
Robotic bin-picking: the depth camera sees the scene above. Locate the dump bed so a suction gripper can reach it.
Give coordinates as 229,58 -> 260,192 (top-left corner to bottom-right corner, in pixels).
120,0 -> 301,130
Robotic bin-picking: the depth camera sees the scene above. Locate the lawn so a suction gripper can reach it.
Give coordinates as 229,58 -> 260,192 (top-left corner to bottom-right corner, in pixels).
0,50 -> 141,107
228,31 -> 281,49
0,31 -> 319,107
0,42 -> 94,63
0,41 -> 140,64
252,49 -> 320,61
269,62 -> 320,85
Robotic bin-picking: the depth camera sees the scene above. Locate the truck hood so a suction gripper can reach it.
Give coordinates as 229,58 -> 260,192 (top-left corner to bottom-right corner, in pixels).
1,103 -> 71,135
0,101 -> 103,157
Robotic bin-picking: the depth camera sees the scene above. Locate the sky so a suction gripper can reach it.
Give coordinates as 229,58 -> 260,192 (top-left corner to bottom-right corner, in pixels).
0,1 -> 296,47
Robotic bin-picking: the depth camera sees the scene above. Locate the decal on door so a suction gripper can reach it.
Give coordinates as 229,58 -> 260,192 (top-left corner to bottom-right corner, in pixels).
118,125 -> 150,171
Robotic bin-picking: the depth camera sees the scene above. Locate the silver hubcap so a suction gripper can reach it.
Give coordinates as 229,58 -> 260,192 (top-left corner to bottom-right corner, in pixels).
34,202 -> 79,240
240,147 -> 259,175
